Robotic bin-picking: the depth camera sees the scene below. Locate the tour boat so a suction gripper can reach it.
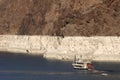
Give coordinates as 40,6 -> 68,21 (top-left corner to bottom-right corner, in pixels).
72,55 -> 93,70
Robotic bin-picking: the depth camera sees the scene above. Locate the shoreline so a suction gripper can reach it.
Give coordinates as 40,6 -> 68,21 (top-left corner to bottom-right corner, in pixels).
0,35 -> 120,62
0,51 -> 120,62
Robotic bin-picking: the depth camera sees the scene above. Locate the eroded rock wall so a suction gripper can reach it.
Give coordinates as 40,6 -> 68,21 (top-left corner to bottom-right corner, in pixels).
0,35 -> 120,61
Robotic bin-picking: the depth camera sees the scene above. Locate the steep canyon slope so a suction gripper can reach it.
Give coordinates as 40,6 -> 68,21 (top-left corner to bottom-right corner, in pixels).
0,0 -> 120,36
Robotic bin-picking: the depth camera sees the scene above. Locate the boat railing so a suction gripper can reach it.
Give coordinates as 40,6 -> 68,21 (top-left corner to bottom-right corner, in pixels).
73,55 -> 92,63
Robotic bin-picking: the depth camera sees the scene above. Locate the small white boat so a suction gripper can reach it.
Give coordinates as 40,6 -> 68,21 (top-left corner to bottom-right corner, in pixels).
72,55 -> 93,70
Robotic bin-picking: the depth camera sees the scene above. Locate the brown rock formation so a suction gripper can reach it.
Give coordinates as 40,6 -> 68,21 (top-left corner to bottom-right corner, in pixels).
0,0 -> 120,36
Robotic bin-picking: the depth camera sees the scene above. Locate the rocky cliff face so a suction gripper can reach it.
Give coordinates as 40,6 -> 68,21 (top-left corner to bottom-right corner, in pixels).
0,0 -> 120,36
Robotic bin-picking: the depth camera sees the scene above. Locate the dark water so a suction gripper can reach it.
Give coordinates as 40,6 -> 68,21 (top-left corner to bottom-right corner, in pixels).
0,53 -> 120,80
93,61 -> 120,72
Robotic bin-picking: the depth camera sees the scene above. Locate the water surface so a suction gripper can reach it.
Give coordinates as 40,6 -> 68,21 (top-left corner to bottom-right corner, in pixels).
0,52 -> 120,80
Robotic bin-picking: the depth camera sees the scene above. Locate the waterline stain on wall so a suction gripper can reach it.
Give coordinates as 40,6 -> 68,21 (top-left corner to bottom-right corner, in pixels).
0,35 -> 120,61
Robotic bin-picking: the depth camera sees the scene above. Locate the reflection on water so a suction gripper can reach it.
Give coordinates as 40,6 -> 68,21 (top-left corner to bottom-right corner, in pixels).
0,52 -> 120,80
0,70 -> 74,75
